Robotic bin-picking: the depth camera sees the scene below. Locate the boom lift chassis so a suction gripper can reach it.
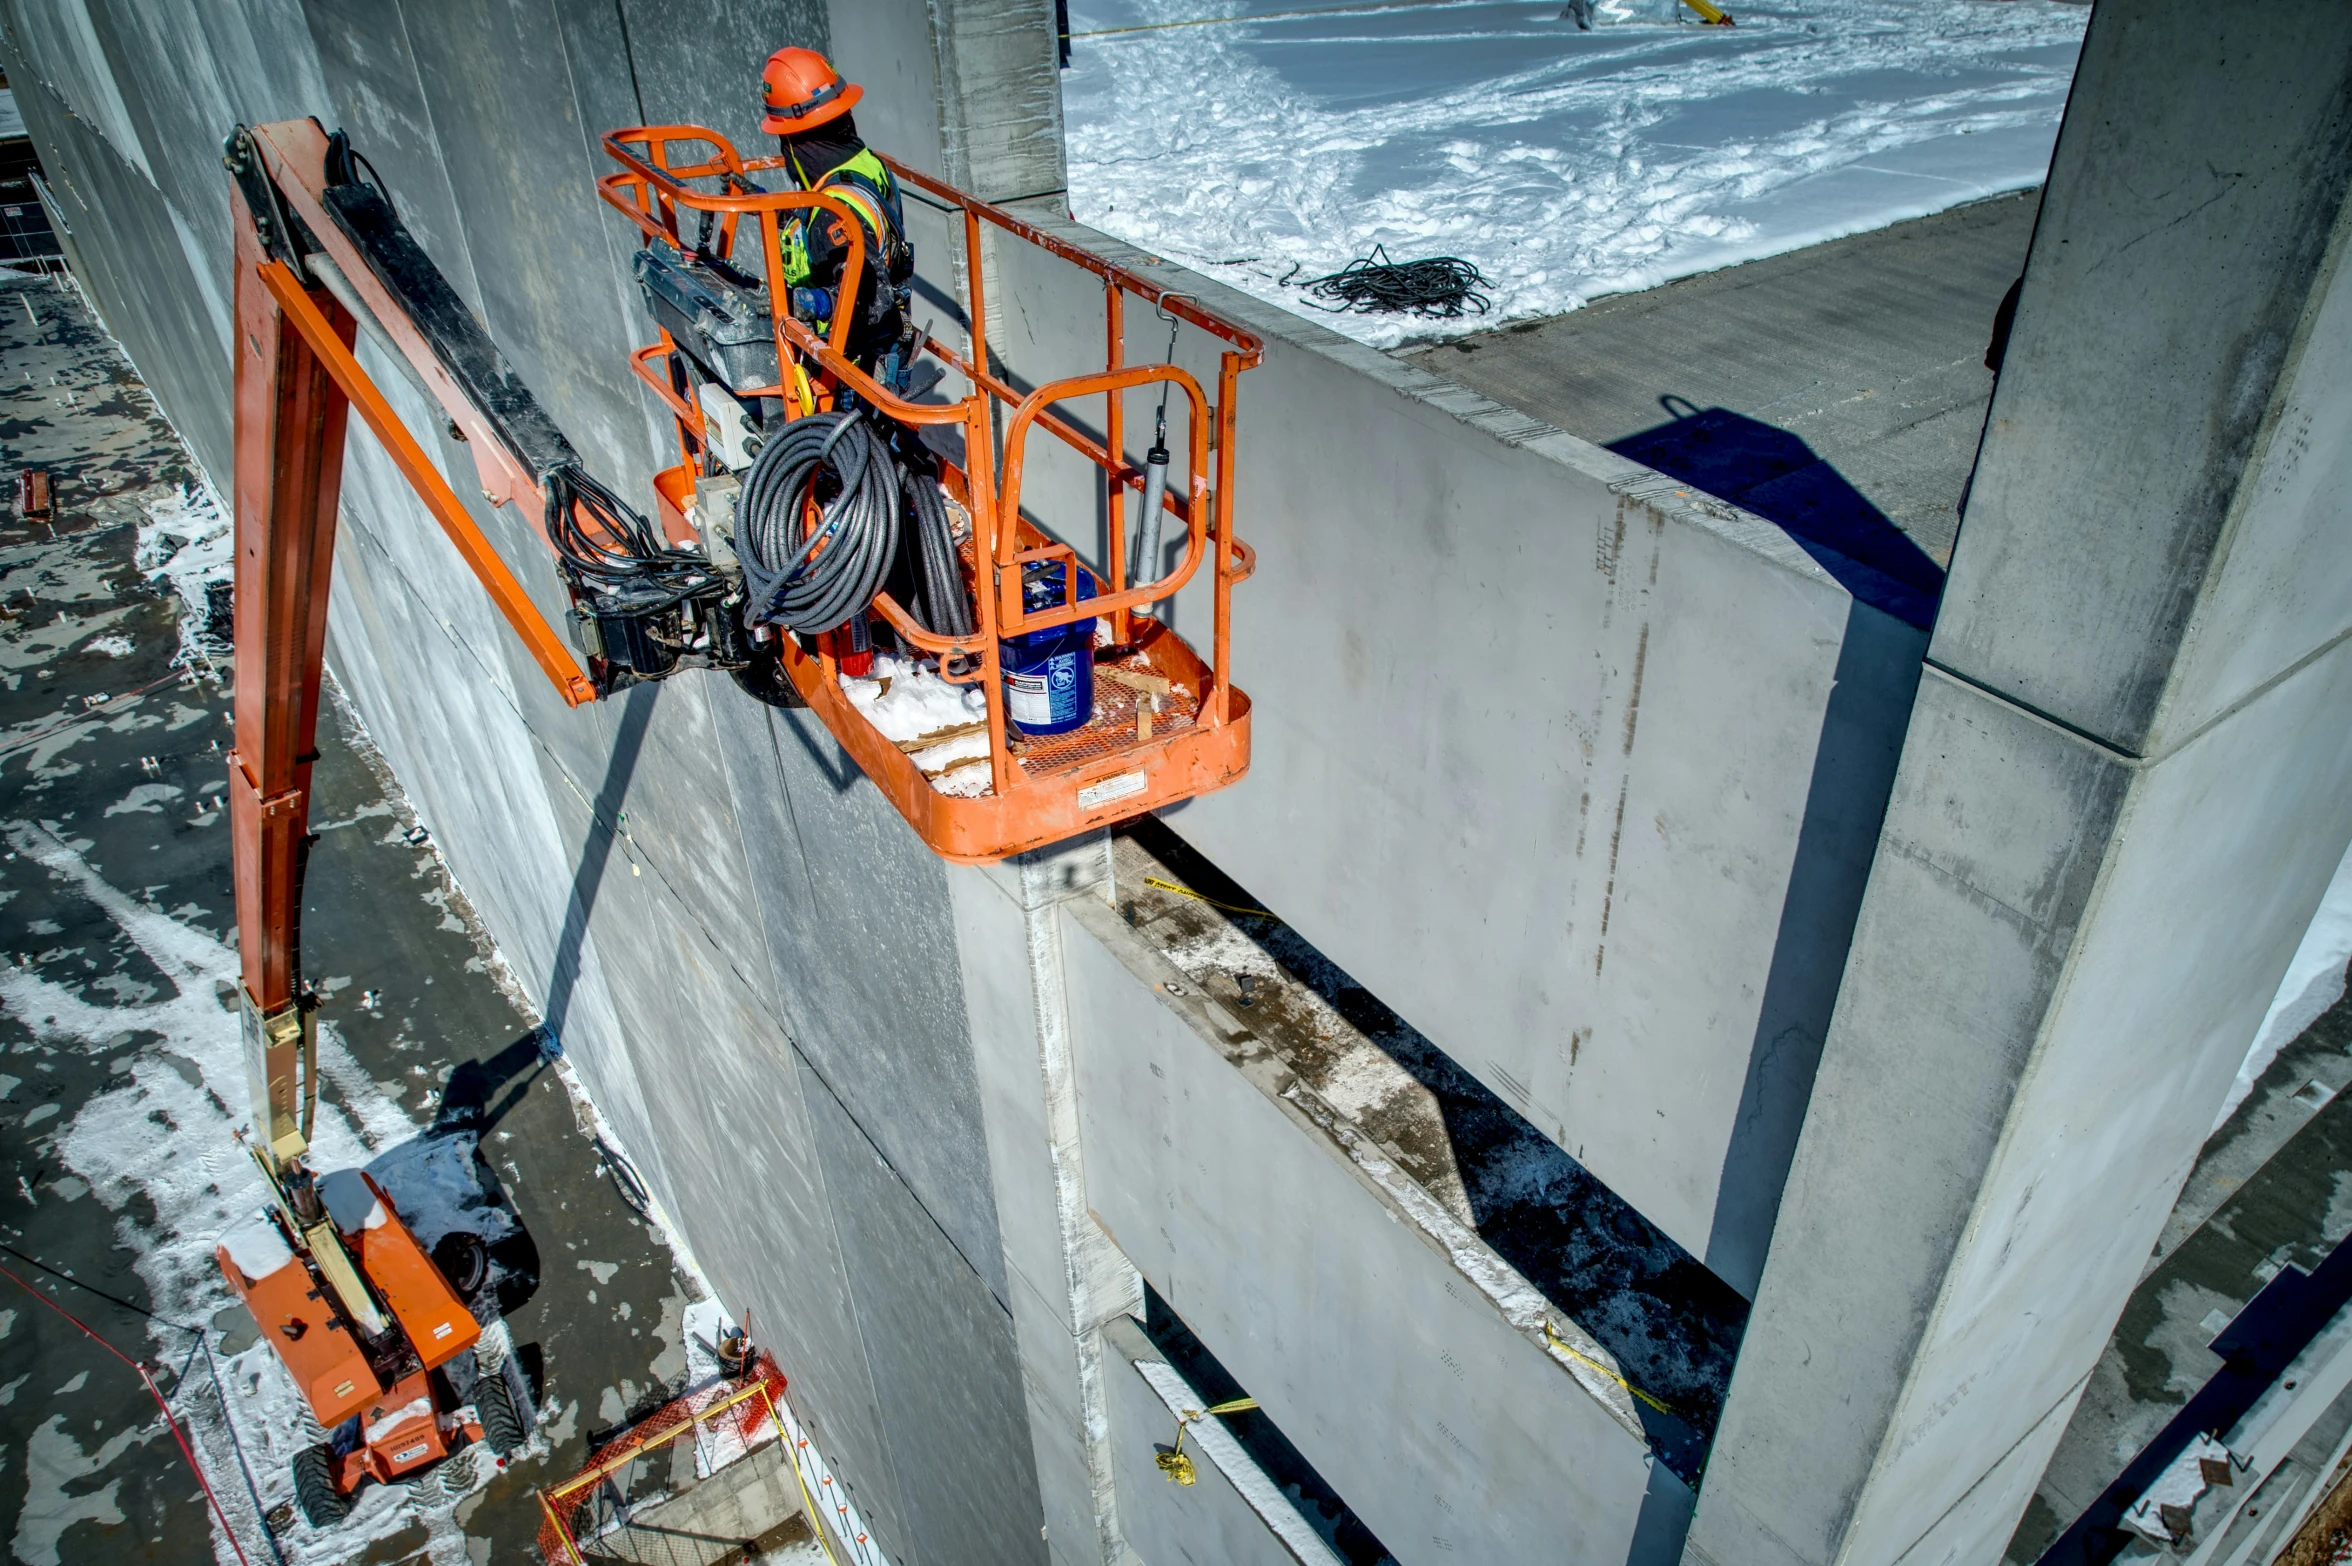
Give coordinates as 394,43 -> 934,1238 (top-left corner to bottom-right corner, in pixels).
209,114 -> 1260,1525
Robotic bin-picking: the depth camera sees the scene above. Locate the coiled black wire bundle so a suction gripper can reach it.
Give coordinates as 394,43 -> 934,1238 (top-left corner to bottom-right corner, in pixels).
543,462 -> 713,606
737,411 -> 898,633
1291,245 -> 1493,320
736,411 -> 973,638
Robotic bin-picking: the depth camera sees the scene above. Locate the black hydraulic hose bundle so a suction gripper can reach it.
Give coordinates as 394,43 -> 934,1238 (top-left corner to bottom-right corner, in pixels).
737,411 -> 900,633
737,408 -> 973,640
900,460 -> 974,639
542,461 -> 710,606
1289,245 -> 1492,320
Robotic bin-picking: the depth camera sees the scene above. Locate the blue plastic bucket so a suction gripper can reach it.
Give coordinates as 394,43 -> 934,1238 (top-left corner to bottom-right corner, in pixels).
1001,560 -> 1098,736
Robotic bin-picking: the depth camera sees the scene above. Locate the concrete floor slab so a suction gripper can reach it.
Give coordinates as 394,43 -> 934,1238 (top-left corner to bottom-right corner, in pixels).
1410,189 -> 2039,584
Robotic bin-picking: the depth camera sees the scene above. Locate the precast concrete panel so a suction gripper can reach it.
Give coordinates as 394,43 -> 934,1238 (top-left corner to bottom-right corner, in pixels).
728,702 -> 1005,1301
0,59 -> 239,474
2,0 -> 152,180
801,1064 -> 1050,1566
948,863 -> 1114,1562
1933,0 -> 2352,750
1691,5 -> 2352,1556
1831,644 -> 2352,1566
1102,1317 -> 1337,1566
1061,900 -> 1670,1564
303,0 -> 491,320
617,0 -> 832,158
976,211 -> 1923,1294
391,0 -> 669,499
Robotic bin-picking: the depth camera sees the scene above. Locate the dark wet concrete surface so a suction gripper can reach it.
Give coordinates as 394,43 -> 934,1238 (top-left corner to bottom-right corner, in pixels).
0,274 -> 692,1562
2006,984 -> 2352,1560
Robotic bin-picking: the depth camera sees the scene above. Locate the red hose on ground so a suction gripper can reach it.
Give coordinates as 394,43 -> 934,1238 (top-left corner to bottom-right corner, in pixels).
0,1261 -> 257,1566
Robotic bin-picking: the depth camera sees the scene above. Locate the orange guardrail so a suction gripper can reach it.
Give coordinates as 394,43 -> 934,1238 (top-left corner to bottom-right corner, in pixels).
598,126 -> 1262,862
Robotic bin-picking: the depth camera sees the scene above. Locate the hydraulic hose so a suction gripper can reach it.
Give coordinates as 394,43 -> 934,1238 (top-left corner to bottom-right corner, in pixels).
901,460 -> 974,639
737,411 -> 901,634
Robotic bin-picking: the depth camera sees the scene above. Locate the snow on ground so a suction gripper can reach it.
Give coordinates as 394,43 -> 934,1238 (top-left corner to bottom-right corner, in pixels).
0,820 -> 520,1565
1063,0 -> 2087,344
134,486 -> 231,673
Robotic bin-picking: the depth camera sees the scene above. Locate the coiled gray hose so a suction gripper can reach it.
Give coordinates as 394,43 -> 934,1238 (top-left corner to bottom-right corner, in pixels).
738,411 -> 900,634
737,409 -> 974,642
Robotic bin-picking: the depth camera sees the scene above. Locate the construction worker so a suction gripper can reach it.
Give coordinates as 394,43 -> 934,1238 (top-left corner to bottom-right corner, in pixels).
759,47 -> 917,392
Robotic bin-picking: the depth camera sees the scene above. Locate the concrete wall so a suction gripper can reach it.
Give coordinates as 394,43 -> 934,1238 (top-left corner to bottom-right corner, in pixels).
0,5 -> 1052,1563
974,205 -> 1927,1297
7,2 -> 1979,1562
1686,3 -> 2352,1562
1061,887 -> 1679,1563
1101,1315 -> 1343,1566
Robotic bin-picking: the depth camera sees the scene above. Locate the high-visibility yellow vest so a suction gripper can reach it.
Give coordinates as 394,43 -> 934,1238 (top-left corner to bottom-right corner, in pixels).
778,148 -> 904,290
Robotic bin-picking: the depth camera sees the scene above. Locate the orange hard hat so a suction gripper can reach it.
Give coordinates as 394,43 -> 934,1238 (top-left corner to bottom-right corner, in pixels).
760,48 -> 862,134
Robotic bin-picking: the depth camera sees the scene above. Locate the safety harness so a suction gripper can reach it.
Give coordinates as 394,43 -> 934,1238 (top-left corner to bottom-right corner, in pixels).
779,147 -> 912,346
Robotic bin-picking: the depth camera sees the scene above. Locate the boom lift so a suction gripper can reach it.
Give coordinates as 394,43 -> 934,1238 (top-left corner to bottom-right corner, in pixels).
207,114 -> 1259,1526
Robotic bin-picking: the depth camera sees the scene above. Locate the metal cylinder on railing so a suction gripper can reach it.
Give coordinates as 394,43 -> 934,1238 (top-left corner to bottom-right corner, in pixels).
1128,441 -> 1170,619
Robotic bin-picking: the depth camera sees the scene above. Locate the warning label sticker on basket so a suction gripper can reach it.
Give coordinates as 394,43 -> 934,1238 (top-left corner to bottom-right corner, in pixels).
1078,771 -> 1148,809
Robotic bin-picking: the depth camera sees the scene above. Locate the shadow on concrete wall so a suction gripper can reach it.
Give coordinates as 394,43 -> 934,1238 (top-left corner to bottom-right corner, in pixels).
544,684 -> 660,1045
1703,601 -> 1926,1294
1609,398 -> 1942,630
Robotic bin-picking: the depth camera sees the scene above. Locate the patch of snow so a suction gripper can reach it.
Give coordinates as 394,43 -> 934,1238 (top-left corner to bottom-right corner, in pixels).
2122,1432 -> 2236,1545
1065,0 -> 2088,345
318,1168 -> 389,1233
134,485 -> 232,672
84,635 -> 133,659
10,1415 -> 143,1566
218,1213 -> 296,1282
102,781 -> 182,817
838,650 -> 990,791
0,820 -> 494,1564
363,1396 -> 434,1446
2217,839 -> 2352,1131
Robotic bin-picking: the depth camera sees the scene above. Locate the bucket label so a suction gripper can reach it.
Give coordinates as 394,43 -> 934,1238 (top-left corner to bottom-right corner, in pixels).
1006,669 -> 1055,726
1005,649 -> 1088,728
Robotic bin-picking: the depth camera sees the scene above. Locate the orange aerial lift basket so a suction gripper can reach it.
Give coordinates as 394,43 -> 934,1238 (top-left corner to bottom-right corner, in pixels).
597,126 -> 1262,863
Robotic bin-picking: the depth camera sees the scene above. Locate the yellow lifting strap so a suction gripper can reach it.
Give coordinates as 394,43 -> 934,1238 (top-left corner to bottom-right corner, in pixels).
1543,1319 -> 1679,1417
1681,0 -> 1735,23
1155,1397 -> 1260,1486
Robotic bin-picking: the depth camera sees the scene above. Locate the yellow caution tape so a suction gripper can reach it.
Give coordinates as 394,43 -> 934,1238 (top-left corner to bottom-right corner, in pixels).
1142,876 -> 1278,922
1543,1320 -> 1677,1417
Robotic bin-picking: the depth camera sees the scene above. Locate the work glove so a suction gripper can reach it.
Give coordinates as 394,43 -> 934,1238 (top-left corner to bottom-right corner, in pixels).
790,286 -> 834,326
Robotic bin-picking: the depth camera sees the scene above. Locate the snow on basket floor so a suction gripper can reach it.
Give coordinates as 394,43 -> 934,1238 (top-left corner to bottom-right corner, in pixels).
1064,0 -> 2088,345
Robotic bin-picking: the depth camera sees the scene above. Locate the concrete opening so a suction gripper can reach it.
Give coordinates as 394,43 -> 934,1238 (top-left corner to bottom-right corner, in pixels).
1109,817 -> 1750,1477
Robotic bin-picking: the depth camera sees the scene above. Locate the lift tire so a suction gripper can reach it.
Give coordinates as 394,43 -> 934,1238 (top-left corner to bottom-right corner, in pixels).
477,1364 -> 526,1457
730,648 -> 808,709
432,1231 -> 490,1300
292,1443 -> 352,1529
